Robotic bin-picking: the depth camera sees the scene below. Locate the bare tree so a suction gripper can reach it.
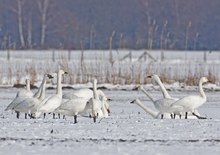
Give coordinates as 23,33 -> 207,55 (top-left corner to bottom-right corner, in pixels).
16,0 -> 25,48
37,0 -> 50,47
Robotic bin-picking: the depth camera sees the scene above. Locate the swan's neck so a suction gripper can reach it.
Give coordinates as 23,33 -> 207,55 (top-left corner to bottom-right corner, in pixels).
34,75 -> 46,99
155,76 -> 171,99
56,72 -> 62,97
140,87 -> 155,102
26,80 -> 30,91
93,81 -> 98,99
135,99 -> 159,118
101,98 -> 108,116
199,80 -> 206,99
91,98 -> 96,117
39,77 -> 47,100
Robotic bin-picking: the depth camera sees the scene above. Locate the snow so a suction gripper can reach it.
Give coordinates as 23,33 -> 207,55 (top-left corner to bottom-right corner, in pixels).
0,49 -> 220,154
0,87 -> 220,155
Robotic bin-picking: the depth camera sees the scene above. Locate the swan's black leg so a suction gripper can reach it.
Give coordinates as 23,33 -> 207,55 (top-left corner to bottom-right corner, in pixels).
185,112 -> 188,119
171,113 -> 174,119
192,112 -> 207,119
161,114 -> 164,119
93,116 -> 96,123
63,115 -> 66,119
16,111 -> 20,119
179,115 -> 181,119
174,114 -> 176,119
29,113 -> 34,119
44,113 -> 46,119
25,113 -> 27,119
74,115 -> 77,124
58,114 -> 60,119
53,113 -> 55,119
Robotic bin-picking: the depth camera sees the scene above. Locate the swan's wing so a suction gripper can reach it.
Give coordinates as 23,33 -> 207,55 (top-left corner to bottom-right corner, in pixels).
18,89 -> 33,97
56,98 -> 88,116
62,93 -> 78,99
5,96 -> 28,111
13,97 -> 41,113
63,89 -> 93,99
60,98 -> 88,110
39,95 -> 62,112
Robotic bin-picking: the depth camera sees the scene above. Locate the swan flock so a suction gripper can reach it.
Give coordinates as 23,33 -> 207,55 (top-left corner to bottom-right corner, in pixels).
5,71 -> 210,122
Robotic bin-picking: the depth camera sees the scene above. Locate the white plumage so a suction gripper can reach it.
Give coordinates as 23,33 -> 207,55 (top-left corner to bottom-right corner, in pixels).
170,77 -> 208,119
37,69 -> 67,115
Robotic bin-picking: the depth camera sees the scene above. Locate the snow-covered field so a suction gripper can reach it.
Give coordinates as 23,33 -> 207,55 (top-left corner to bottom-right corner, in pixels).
0,87 -> 220,155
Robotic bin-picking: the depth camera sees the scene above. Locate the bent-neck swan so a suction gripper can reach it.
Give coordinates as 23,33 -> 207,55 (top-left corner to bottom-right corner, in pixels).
131,98 -> 198,119
139,86 -> 177,118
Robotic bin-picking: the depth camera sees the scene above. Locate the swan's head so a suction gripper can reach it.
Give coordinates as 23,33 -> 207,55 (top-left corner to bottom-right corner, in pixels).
93,78 -> 97,84
137,85 -> 144,91
58,69 -> 68,75
130,99 -> 139,104
46,74 -> 54,79
200,77 -> 209,83
25,79 -> 30,85
152,74 -> 160,81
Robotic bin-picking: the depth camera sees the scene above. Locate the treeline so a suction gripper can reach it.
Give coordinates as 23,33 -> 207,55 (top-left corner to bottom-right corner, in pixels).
0,0 -> 219,50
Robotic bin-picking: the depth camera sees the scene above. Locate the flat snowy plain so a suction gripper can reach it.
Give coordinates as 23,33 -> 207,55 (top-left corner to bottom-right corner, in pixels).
0,87 -> 220,155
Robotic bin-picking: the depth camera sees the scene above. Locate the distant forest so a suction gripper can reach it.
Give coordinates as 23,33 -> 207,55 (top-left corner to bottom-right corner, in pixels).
0,0 -> 219,50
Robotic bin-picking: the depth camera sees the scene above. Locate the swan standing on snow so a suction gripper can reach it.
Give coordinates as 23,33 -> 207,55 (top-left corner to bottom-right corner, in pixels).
89,79 -> 102,123
139,85 -> 177,119
12,74 -> 53,118
146,74 -> 180,118
63,87 -> 111,115
37,69 -> 67,117
5,79 -> 34,118
169,77 -> 209,119
55,97 -> 89,123
130,98 -> 198,119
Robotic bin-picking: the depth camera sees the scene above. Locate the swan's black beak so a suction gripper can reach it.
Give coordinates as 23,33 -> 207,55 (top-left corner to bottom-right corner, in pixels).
47,74 -> 54,79
107,98 -> 112,101
64,71 -> 68,74
146,75 -> 153,78
130,100 -> 135,104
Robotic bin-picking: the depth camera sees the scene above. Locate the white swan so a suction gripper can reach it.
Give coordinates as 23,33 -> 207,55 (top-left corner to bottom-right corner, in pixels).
100,96 -> 109,118
37,69 -> 67,116
12,74 -> 53,116
5,79 -> 33,112
150,74 -> 202,118
55,97 -> 90,123
130,98 -> 198,119
63,88 -> 110,114
89,79 -> 102,122
33,74 -> 53,100
169,77 -> 208,119
149,74 -> 174,99
17,79 -> 34,97
139,86 -> 177,118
